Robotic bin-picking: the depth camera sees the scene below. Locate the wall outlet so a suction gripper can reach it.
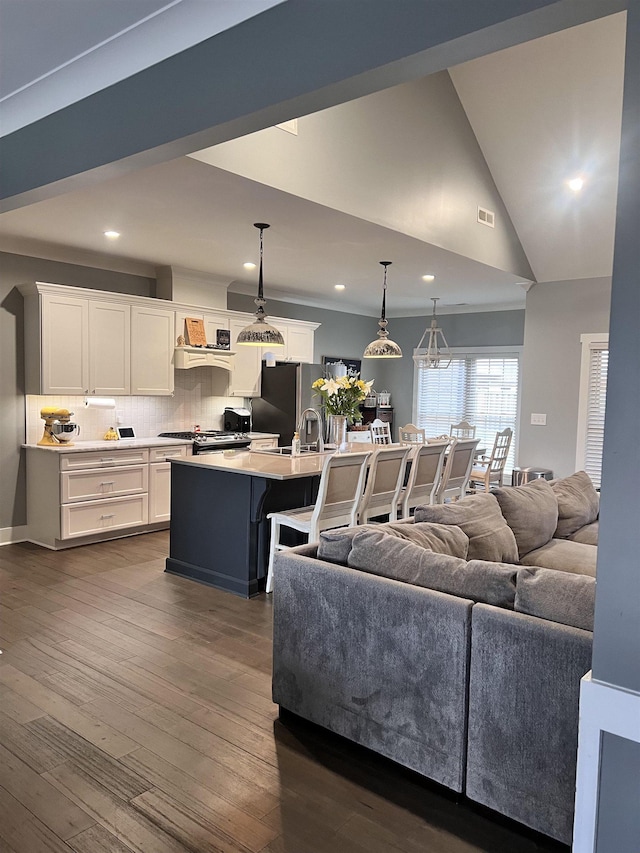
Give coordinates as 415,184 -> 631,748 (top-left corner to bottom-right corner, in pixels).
530,412 -> 547,426
116,410 -> 124,425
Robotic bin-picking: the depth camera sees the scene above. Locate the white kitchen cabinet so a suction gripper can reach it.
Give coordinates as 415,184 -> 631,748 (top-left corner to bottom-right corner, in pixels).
88,300 -> 131,395
149,444 -> 189,523
39,291 -> 90,394
26,442 -> 191,549
228,316 -> 263,397
131,305 -> 174,395
281,321 -> 315,363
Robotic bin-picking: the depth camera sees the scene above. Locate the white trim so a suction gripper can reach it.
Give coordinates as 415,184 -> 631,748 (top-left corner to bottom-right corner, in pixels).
573,672 -> 640,852
576,333 -> 609,473
0,526 -> 29,545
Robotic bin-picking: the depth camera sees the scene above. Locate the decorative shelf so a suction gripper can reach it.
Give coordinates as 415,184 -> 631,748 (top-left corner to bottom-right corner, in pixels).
174,346 -> 236,371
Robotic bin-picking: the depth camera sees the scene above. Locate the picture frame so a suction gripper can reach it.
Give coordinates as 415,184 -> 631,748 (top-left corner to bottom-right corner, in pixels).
321,355 -> 362,379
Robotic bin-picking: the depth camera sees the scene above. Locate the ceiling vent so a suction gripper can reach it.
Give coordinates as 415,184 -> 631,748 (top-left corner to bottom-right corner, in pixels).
477,206 -> 495,228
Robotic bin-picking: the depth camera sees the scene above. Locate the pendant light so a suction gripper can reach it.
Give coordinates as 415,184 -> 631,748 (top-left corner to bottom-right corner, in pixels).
363,261 -> 403,359
236,223 -> 285,347
412,297 -> 452,369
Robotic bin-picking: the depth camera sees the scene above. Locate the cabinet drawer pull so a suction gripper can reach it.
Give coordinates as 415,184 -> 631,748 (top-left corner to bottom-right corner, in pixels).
100,513 -> 115,519
100,458 -> 116,464
100,481 -> 115,486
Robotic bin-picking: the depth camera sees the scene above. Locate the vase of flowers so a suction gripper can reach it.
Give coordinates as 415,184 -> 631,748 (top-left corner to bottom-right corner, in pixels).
312,375 -> 373,448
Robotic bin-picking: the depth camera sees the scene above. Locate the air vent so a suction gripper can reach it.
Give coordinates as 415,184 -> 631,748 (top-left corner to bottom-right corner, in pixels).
477,207 -> 495,228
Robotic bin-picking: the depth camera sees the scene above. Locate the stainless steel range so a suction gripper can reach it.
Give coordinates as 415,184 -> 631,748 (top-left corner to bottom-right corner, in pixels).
158,430 -> 251,454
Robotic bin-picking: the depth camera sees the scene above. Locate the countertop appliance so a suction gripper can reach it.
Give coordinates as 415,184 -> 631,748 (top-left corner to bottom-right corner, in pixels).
224,407 -> 251,432
158,430 -> 251,454
251,361 -> 325,447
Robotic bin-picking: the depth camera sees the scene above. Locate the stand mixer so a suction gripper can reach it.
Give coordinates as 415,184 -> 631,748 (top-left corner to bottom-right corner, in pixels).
38,407 -> 80,446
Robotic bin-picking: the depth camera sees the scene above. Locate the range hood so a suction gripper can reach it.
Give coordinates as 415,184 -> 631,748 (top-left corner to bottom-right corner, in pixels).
174,346 -> 235,371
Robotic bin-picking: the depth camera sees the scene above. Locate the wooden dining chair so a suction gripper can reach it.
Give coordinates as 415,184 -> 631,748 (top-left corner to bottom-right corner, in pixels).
358,444 -> 412,524
450,420 -> 476,439
265,450 -> 371,593
370,418 -> 392,445
397,439 -> 450,519
435,437 -> 480,503
398,423 -> 426,445
469,428 -> 513,491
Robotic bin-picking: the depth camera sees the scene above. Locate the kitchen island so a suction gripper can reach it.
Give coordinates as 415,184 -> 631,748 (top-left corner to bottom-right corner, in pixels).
166,450 -> 329,597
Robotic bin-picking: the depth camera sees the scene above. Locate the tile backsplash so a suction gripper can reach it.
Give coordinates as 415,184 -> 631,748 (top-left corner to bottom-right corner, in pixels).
26,370 -> 245,444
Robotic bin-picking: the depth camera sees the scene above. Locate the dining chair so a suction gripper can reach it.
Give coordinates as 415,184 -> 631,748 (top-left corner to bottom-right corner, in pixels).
370,418 -> 392,445
435,437 -> 480,503
265,450 -> 371,593
469,427 -> 513,491
450,420 -> 477,439
398,423 -> 426,445
397,439 -> 450,519
357,444 -> 412,524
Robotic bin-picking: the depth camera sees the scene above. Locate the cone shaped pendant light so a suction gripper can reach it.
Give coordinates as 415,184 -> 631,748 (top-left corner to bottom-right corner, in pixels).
363,261 -> 403,359
236,223 -> 285,347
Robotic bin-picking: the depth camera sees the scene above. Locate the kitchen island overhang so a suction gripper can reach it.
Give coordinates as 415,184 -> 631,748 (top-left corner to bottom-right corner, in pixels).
165,451 -> 329,598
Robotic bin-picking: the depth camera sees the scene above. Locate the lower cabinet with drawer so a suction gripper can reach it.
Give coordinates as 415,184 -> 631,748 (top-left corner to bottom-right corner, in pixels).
26,443 -> 190,549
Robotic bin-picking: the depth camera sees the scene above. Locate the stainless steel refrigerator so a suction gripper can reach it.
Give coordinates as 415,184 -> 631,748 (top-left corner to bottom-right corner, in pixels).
251,362 -> 325,447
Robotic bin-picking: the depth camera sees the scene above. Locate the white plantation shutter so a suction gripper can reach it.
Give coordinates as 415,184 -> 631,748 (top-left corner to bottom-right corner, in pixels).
580,342 -> 608,489
415,349 -> 520,475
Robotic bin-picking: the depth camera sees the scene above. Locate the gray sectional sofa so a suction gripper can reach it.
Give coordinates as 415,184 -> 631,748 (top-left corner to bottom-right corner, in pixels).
272,472 -> 599,845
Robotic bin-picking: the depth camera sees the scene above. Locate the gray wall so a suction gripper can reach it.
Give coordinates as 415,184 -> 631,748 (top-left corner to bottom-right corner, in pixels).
518,277 -> 611,478
0,251 -> 155,531
374,309 -> 525,432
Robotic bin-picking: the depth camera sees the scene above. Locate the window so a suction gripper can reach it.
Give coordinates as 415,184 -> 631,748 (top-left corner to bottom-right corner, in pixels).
413,348 -> 520,475
576,334 -> 609,489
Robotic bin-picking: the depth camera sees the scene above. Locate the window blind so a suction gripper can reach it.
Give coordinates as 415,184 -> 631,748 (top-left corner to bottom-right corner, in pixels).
582,344 -> 608,489
415,353 -> 520,475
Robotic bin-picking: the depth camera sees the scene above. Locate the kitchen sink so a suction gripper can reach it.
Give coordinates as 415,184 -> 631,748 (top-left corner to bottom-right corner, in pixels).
251,445 -> 336,456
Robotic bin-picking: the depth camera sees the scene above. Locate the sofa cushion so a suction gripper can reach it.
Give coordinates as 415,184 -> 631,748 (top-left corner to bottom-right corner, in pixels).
414,493 -> 519,563
551,471 -> 599,538
493,479 -> 559,559
569,520 -> 599,546
347,529 -> 517,608
520,538 -> 597,577
515,566 -> 595,631
317,521 -> 469,565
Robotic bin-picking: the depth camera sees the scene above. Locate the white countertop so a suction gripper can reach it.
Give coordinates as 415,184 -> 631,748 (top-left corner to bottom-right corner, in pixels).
23,437 -> 194,452
174,449 -> 334,480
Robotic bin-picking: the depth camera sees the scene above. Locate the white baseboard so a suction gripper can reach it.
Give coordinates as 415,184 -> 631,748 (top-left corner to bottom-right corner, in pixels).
0,525 -> 29,545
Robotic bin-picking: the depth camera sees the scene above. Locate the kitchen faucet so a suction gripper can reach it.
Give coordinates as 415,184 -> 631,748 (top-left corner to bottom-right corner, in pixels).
298,408 -> 324,452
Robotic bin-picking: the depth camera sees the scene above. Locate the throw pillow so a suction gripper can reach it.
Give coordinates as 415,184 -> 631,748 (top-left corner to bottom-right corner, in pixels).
414,493 -> 519,563
515,566 -> 595,632
317,521 -> 469,565
347,529 -> 517,608
551,471 -> 600,538
493,478 -> 558,559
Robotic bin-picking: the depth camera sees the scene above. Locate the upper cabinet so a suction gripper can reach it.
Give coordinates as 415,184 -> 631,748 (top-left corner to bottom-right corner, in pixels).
20,283 -> 318,399
131,305 -> 174,395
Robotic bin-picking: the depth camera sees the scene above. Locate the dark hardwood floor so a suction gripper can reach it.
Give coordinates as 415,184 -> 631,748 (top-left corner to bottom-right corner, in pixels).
0,532 -> 568,853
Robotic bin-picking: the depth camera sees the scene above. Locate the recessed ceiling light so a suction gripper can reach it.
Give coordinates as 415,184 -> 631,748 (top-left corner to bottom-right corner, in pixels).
243,262 -> 256,269
103,230 -> 120,239
422,274 -> 435,282
334,284 -> 345,291
567,177 -> 584,192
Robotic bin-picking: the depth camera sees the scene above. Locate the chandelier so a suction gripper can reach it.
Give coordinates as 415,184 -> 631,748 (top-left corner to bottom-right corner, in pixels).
412,297 -> 452,369
363,261 -> 403,359
236,223 -> 285,347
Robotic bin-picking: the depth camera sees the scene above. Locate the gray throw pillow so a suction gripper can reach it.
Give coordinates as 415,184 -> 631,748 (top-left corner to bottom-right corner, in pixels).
347,529 -> 517,608
551,471 -> 600,538
318,521 -> 469,565
515,566 -> 595,632
414,493 -> 519,563
493,479 -> 559,559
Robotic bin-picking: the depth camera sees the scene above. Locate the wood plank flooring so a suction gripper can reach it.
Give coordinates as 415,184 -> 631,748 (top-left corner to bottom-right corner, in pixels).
0,532 -> 568,852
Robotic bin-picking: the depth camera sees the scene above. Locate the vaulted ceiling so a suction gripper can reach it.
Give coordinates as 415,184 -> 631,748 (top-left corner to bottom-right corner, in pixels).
0,2 -> 626,315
